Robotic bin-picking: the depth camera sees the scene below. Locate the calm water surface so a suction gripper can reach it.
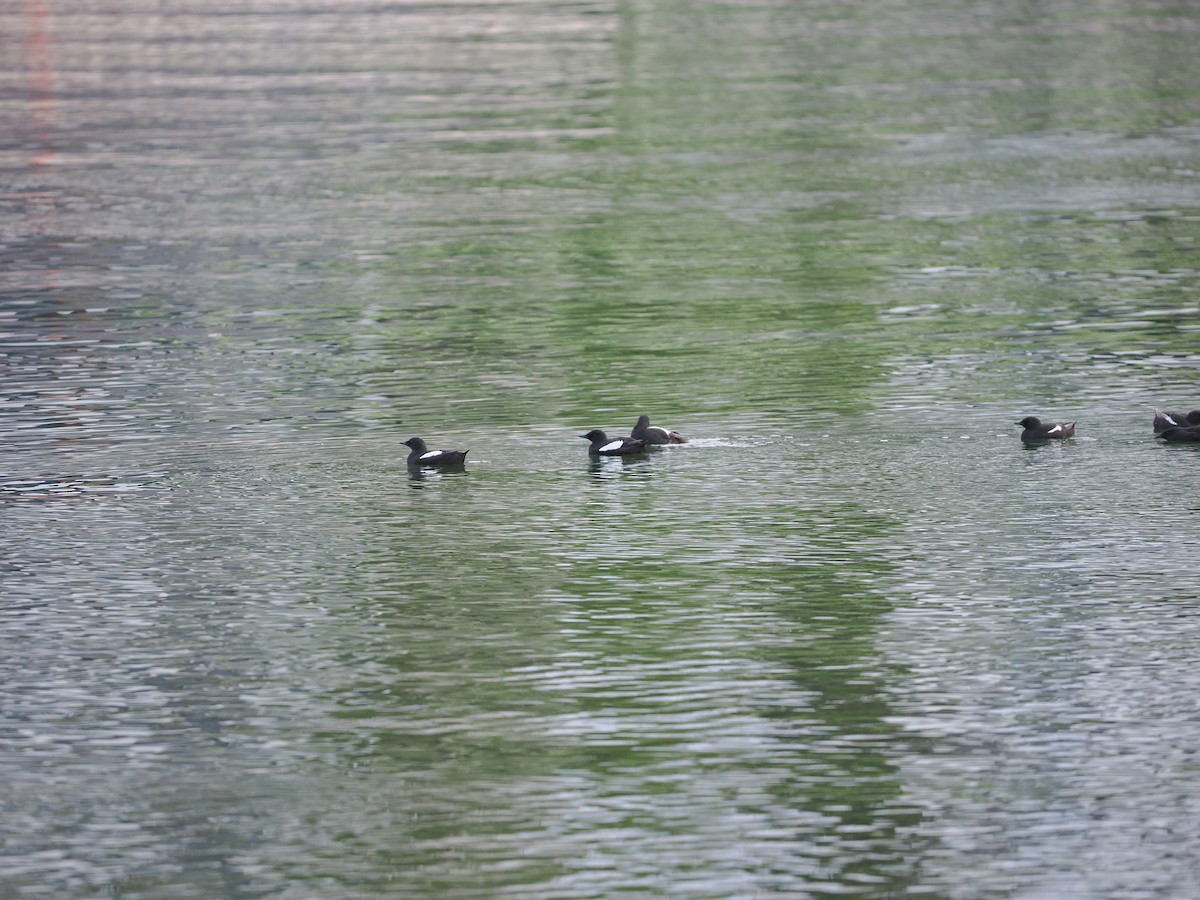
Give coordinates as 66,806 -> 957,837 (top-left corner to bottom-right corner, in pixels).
3,0 -> 1200,897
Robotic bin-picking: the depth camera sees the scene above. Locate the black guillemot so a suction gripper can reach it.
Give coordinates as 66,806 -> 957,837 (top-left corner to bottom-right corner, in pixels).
631,414 -> 687,445
403,437 -> 469,467
1016,416 -> 1076,441
581,430 -> 647,456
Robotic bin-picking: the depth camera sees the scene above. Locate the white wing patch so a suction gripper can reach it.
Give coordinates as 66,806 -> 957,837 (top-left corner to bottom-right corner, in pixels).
600,440 -> 625,453
1047,425 -> 1061,434
420,450 -> 442,460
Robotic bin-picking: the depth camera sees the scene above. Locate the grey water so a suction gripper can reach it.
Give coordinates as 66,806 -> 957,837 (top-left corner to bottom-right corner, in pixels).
3,0 -> 1200,897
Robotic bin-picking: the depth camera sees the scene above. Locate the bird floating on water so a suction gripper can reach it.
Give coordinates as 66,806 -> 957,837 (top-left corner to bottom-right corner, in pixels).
1153,408 -> 1200,434
1016,416 -> 1076,441
1158,425 -> 1200,444
403,436 -> 469,467
631,414 -> 687,445
581,429 -> 647,456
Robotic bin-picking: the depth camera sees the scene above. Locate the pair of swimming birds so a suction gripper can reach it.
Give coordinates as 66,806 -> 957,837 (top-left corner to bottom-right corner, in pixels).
1018,408 -> 1200,443
403,415 -> 687,466
583,414 -> 688,457
1152,408 -> 1200,443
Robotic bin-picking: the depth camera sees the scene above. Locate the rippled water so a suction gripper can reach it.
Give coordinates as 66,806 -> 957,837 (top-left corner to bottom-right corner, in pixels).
3,0 -> 1200,897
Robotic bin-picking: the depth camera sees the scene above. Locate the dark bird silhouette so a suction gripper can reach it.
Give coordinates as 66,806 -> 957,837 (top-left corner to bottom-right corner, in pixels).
581,429 -> 647,456
1016,416 -> 1075,441
1158,425 -> 1200,444
403,436 -> 469,467
1153,408 -> 1200,434
631,414 -> 687,445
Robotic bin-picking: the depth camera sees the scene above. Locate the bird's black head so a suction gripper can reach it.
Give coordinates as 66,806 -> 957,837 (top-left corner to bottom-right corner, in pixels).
403,437 -> 426,450
1016,417 -> 1041,429
581,430 -> 606,442
634,415 -> 650,428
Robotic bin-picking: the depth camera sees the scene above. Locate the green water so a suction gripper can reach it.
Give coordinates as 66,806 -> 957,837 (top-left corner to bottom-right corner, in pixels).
2,0 -> 1200,896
